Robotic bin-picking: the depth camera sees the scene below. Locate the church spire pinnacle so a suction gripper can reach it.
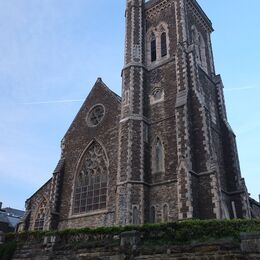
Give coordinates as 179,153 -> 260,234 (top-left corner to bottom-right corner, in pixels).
116,0 -> 146,225
124,0 -> 145,66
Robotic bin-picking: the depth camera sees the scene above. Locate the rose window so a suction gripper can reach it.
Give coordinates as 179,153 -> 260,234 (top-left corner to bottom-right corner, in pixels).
87,105 -> 105,127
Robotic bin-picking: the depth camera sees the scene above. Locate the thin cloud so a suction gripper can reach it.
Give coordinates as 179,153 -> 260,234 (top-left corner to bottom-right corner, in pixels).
225,86 -> 258,91
23,99 -> 84,105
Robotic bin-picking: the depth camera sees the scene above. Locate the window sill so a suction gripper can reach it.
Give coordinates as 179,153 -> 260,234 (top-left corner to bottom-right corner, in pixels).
69,209 -> 109,219
146,56 -> 174,71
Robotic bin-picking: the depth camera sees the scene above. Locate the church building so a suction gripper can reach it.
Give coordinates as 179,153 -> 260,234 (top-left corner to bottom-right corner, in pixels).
20,0 -> 260,231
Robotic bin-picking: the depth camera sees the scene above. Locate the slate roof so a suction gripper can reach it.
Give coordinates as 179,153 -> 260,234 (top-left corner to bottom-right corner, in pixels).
0,208 -> 25,231
0,211 -> 9,223
2,207 -> 25,218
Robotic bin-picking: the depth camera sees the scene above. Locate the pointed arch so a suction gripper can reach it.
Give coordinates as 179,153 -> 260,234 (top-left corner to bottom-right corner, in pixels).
152,137 -> 165,174
132,206 -> 139,225
34,198 -> 47,230
150,205 -> 156,223
162,204 -> 169,222
158,22 -> 169,60
72,140 -> 108,214
198,32 -> 207,72
191,25 -> 208,73
161,31 -> 167,57
146,29 -> 157,65
150,32 -> 157,62
146,22 -> 169,66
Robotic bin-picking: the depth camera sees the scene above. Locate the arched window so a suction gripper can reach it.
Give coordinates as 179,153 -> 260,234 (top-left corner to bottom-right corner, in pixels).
198,33 -> 207,72
153,137 -> 165,173
150,33 -> 157,62
161,32 -> 167,57
150,206 -> 156,223
133,206 -> 139,225
162,204 -> 169,222
73,141 -> 108,214
34,199 -> 47,230
191,25 -> 207,73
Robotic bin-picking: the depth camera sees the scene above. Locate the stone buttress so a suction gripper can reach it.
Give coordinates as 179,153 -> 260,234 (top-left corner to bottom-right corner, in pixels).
116,0 -> 146,225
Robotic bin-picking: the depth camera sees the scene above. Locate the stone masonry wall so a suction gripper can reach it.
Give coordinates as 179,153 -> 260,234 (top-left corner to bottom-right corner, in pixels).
25,179 -> 52,231
58,80 -> 121,229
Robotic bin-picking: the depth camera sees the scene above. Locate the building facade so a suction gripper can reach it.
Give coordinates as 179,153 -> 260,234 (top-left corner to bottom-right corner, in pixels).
20,0 -> 259,231
0,202 -> 24,233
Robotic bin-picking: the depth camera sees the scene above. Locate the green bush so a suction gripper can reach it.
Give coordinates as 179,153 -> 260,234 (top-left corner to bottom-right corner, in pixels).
5,219 -> 260,246
0,241 -> 17,260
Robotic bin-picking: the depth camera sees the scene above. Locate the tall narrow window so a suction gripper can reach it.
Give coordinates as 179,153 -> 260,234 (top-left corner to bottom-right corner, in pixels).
153,137 -> 164,173
151,33 -> 157,62
34,199 -> 47,230
133,206 -> 139,225
150,206 -> 156,223
198,33 -> 207,72
73,141 -> 108,214
198,34 -> 202,63
162,204 -> 169,222
161,32 -> 167,57
191,25 -> 208,73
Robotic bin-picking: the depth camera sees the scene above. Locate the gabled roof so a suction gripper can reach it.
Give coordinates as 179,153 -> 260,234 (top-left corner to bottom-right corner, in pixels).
26,178 -> 52,203
0,210 -> 23,231
0,211 -> 9,223
249,197 -> 260,207
97,78 -> 121,103
2,207 -> 25,218
63,78 -> 121,140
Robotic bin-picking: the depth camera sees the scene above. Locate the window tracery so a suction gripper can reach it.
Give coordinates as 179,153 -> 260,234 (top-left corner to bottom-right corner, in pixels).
146,23 -> 169,66
73,141 -> 108,214
191,25 -> 208,73
34,199 -> 47,230
150,86 -> 164,105
152,137 -> 165,173
87,105 -> 105,127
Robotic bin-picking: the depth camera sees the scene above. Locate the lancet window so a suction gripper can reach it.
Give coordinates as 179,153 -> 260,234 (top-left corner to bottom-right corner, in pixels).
34,199 -> 47,230
161,32 -> 167,57
147,23 -> 169,66
191,25 -> 208,73
151,33 -> 157,62
162,204 -> 169,222
133,206 -> 139,225
152,137 -> 165,173
150,206 -> 156,223
73,141 -> 108,214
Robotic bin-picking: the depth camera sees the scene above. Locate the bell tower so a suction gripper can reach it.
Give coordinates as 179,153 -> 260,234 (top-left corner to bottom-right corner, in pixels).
116,0 -> 252,224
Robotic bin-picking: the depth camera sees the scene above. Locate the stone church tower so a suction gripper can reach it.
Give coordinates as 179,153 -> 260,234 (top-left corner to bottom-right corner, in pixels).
20,0 -> 257,232
116,0 -> 251,224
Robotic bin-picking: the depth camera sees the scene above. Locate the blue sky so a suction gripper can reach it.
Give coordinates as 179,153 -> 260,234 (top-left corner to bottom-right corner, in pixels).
0,0 -> 259,210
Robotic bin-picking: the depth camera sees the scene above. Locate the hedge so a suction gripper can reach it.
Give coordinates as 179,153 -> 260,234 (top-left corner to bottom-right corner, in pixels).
5,219 -> 260,245
0,241 -> 17,260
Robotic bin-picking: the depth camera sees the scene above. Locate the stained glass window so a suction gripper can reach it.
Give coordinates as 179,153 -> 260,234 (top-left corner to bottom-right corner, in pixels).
34,199 -> 47,230
73,141 -> 108,214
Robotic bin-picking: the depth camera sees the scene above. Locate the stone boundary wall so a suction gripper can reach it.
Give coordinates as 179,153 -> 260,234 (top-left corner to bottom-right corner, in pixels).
1,231 -> 258,259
